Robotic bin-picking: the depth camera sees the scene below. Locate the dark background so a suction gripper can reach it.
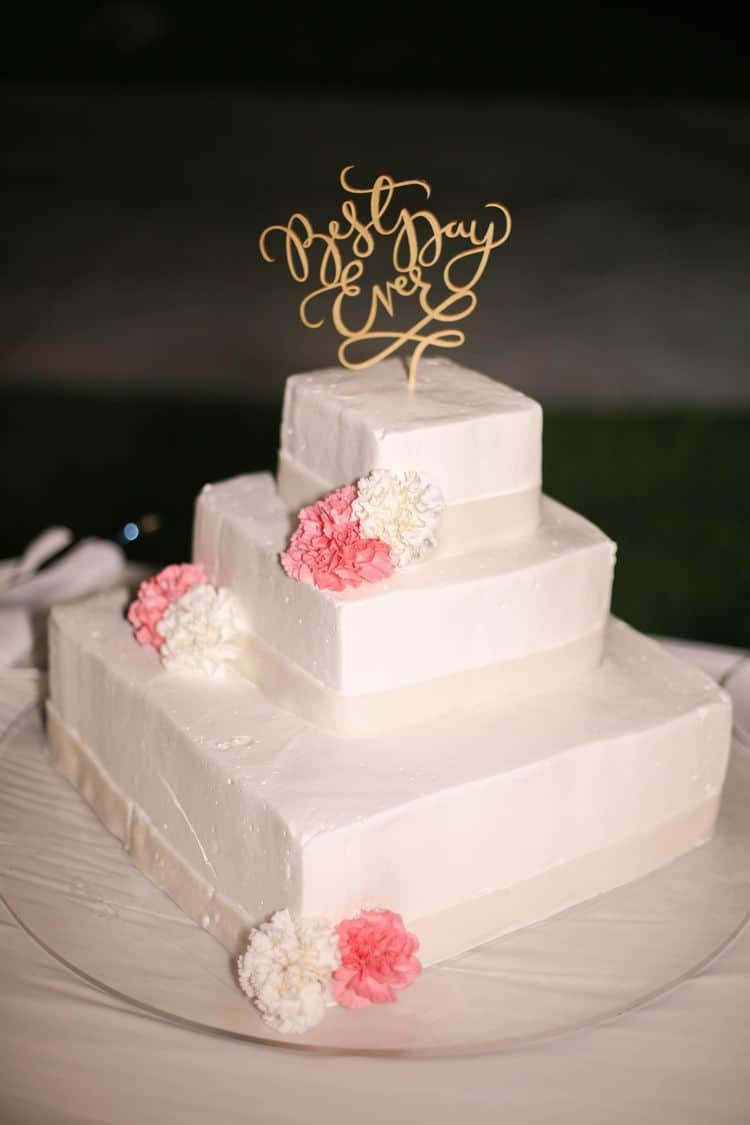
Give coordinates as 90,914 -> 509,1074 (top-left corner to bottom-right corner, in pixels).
2,2 -> 749,646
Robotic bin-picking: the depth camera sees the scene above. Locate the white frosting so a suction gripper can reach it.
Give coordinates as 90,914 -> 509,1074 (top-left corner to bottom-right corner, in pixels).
238,625 -> 605,736
278,358 -> 542,507
193,474 -> 615,702
48,593 -> 732,965
158,584 -> 245,678
352,469 -> 444,567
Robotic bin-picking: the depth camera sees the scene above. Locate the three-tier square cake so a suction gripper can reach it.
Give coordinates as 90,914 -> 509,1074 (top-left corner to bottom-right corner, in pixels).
47,356 -> 731,1030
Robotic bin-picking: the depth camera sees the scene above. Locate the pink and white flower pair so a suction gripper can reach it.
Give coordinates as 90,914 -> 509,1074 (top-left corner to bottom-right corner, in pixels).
281,469 -> 444,592
238,907 -> 422,1034
128,563 -> 245,678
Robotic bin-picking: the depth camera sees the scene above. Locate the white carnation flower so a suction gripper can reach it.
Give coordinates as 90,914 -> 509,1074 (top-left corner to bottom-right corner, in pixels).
353,469 -> 445,567
157,583 -> 245,678
237,909 -> 340,1035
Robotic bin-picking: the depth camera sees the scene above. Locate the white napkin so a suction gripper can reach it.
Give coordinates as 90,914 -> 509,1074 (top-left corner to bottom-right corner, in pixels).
0,528 -> 127,668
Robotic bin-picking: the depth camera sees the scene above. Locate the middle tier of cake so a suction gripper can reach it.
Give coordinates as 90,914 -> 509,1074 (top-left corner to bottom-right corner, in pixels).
194,473 -> 616,734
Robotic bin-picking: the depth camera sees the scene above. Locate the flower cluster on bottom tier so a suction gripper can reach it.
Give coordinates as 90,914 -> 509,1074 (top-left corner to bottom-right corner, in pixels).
237,908 -> 422,1034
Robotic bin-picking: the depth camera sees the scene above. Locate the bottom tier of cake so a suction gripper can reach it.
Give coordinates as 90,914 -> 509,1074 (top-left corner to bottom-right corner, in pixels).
48,591 -> 731,966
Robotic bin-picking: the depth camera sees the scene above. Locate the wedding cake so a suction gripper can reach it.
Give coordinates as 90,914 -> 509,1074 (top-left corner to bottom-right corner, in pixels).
47,356 -> 731,1035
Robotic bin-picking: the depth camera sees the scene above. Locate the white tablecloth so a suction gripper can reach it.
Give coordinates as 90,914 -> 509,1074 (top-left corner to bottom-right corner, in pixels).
1,642 -> 749,1125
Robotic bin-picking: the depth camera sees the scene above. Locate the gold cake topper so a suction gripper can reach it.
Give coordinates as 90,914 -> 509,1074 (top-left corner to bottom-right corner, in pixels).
260,167 -> 511,388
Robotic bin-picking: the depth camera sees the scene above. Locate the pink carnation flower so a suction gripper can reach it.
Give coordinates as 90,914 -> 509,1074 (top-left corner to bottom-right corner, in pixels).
127,562 -> 207,649
332,909 -> 421,1009
281,485 -> 393,592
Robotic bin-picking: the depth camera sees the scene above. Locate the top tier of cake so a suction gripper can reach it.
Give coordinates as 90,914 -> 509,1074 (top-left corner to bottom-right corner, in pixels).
277,358 -> 543,553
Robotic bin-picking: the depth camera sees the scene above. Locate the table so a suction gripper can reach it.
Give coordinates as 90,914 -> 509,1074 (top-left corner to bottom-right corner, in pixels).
1,642 -> 748,1125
